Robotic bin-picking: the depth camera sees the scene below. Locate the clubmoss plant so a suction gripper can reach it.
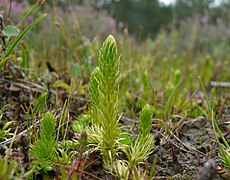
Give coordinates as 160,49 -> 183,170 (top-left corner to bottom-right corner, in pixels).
125,104 -> 154,173
30,112 -> 56,171
89,35 -> 120,168
139,104 -> 153,137
86,35 -> 155,178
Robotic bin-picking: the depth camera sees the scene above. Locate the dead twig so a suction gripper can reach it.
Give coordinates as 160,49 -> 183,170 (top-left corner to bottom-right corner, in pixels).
169,129 -> 206,156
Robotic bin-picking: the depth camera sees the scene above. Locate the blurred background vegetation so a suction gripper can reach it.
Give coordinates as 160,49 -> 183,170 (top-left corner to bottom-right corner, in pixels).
1,0 -> 229,117
3,0 -> 230,38
90,0 -> 230,38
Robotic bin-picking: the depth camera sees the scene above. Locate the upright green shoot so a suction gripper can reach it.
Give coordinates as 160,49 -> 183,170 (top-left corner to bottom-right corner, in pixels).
89,35 -> 120,168
139,104 -> 153,137
128,104 -> 154,168
87,35 -> 155,178
30,112 -> 56,171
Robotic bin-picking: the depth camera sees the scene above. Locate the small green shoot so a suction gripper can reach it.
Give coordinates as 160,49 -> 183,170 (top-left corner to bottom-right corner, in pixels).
30,112 -> 56,171
126,104 -> 154,168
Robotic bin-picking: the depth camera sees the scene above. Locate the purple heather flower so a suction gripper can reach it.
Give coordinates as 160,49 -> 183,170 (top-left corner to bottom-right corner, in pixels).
200,16 -> 209,25
27,15 -> 34,24
74,5 -> 80,11
108,17 -> 116,31
216,17 -> 223,25
11,1 -> 23,14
